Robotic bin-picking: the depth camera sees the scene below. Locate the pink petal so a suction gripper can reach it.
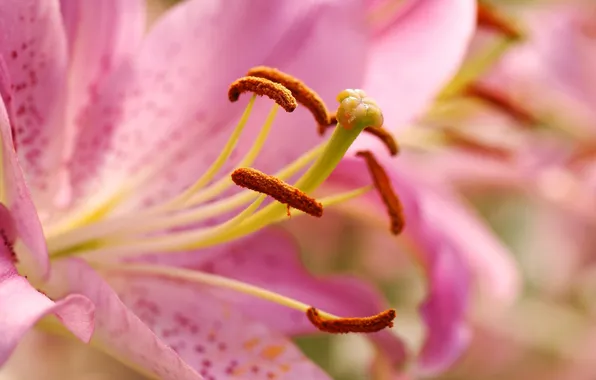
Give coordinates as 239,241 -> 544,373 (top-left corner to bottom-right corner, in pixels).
0,93 -> 50,280
0,0 -> 68,202
328,157 -> 480,373
135,228 -> 407,368
103,267 -> 332,379
59,0 -> 146,198
67,0 -> 368,208
415,187 -> 521,310
46,258 -> 202,380
0,244 -> 94,365
415,242 -> 471,375
363,0 -> 476,132
194,228 -> 408,366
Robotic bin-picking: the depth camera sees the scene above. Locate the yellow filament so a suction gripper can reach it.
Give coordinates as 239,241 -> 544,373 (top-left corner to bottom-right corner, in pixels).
90,260 -> 340,320
47,144 -> 323,255
77,185 -> 371,260
157,95 -> 260,210
184,101 -> 289,207
439,37 -> 514,99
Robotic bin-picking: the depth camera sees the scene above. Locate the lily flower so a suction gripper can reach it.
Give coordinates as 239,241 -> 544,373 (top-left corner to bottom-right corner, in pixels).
0,0 -> 486,378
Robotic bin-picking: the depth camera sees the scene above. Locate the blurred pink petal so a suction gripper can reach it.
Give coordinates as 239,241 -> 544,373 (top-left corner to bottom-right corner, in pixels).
364,0 -> 477,132
328,153 -> 518,373
481,1 -> 596,135
0,0 -> 68,201
417,244 -> 471,375
414,186 -> 520,309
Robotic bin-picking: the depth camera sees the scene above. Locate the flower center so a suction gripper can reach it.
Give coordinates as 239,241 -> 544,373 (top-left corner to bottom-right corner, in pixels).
45,69 -> 394,260
40,66 -> 404,334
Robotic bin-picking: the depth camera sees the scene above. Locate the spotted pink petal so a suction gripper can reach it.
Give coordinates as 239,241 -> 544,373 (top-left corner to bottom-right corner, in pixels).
0,0 -> 68,203
58,0 -> 146,207
137,228 -> 406,367
197,229 -> 407,366
0,91 -> 51,280
66,0 -> 368,209
363,0 -> 476,132
46,258 -> 203,380
133,227 -> 407,367
101,267 -> 332,379
0,233 -> 94,365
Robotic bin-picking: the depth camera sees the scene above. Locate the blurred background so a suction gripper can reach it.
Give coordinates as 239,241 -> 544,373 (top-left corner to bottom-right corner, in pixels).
3,0 -> 596,379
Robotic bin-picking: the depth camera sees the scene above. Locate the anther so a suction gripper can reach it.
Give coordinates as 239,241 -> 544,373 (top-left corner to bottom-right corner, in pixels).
231,168 -> 323,217
442,127 -> 512,160
247,66 -> 331,126
306,307 -> 396,334
466,84 -> 537,126
317,112 -> 337,135
228,76 -> 297,112
477,1 -> 524,41
364,127 -> 400,156
356,150 -> 405,234
336,89 -> 384,131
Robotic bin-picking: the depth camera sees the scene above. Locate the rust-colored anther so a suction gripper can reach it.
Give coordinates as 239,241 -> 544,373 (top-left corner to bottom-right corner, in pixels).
477,1 -> 524,40
228,76 -> 297,112
306,307 -> 396,334
317,112 -> 337,135
364,127 -> 399,156
356,150 -> 405,235
231,168 -> 323,217
247,66 -> 331,126
442,128 -> 512,161
466,84 -> 537,126
567,145 -> 596,169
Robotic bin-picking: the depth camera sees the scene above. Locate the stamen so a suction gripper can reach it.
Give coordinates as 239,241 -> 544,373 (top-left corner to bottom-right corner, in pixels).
363,127 -> 400,156
336,89 -> 384,130
442,127 -> 512,160
228,76 -> 297,112
247,66 -> 331,126
477,1 -> 524,41
317,111 -> 339,135
306,307 -> 396,334
91,261 -> 395,335
231,168 -> 323,218
356,150 -> 405,235
466,84 -> 537,126
46,145 -> 325,255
